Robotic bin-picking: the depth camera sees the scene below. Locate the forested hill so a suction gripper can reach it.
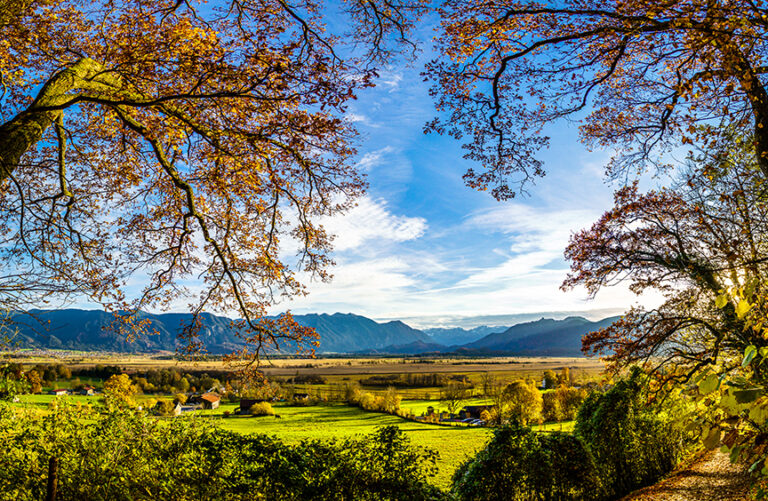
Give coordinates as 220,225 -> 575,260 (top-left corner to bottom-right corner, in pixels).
456,316 -> 620,356
6,310 -> 431,354
6,309 -> 618,356
287,313 -> 432,352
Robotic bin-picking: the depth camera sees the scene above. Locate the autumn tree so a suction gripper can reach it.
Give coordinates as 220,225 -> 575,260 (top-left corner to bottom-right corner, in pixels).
103,373 -> 137,407
502,379 -> 542,425
427,0 -> 768,198
542,370 -> 557,389
555,384 -> 586,421
563,141 -> 768,385
441,380 -> 470,416
0,0 -> 425,365
541,391 -> 563,422
25,369 -> 42,394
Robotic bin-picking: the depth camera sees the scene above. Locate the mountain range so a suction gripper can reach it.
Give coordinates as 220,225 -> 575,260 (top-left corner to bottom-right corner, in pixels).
6,309 -> 619,357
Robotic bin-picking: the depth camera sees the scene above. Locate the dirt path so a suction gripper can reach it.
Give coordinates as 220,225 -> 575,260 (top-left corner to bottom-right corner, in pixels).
621,450 -> 752,501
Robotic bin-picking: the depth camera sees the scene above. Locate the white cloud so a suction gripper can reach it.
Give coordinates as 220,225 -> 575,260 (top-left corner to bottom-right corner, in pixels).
379,69 -> 403,91
275,257 -> 418,314
355,147 -> 394,172
320,196 -> 427,251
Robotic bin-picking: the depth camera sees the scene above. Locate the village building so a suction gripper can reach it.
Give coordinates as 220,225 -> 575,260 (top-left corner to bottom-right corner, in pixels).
460,405 -> 496,420
170,402 -> 201,416
79,385 -> 95,396
49,388 -> 68,396
189,392 -> 221,410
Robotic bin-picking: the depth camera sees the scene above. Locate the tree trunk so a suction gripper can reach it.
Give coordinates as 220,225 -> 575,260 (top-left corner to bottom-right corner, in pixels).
45,456 -> 58,501
0,58 -> 119,183
717,40 -> 768,178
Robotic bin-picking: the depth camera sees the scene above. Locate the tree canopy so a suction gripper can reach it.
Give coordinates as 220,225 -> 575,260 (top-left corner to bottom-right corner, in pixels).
563,141 -> 768,383
427,0 -> 768,198
0,0 -> 424,364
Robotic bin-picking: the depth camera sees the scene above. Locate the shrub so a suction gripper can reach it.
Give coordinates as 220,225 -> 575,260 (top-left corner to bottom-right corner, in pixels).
451,423 -> 600,501
0,404 -> 440,501
154,399 -> 176,417
249,402 -> 275,416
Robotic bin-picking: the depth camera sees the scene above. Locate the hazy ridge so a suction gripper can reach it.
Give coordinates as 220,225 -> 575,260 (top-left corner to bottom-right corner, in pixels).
6,309 -> 619,356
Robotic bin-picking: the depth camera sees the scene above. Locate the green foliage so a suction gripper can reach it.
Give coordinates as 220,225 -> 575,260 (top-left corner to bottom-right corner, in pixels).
0,364 -> 30,400
541,392 -> 563,422
575,370 -> 686,499
102,373 -> 137,408
542,386 -> 586,423
542,370 -> 558,390
249,401 -> 275,416
0,403 -> 441,500
502,380 -> 542,425
451,423 -> 599,501
154,399 -> 176,416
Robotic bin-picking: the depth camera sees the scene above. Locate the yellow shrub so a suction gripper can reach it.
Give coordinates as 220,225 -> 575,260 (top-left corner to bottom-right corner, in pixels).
249,401 -> 275,416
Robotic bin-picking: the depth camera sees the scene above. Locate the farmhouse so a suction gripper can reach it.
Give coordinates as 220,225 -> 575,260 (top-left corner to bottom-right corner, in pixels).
79,385 -> 95,396
460,405 -> 496,419
189,393 -> 221,410
49,389 -> 68,396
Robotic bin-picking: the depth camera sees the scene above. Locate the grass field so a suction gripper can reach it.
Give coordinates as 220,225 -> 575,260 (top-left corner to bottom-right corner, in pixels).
215,402 -> 491,488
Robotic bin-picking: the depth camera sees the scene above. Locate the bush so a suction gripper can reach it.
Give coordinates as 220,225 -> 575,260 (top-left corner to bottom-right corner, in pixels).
154,399 -> 176,417
451,423 -> 600,501
249,401 -> 275,416
0,404 -> 441,501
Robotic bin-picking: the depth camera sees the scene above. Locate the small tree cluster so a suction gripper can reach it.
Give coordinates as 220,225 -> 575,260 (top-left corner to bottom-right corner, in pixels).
498,380 -> 543,426
542,386 -> 587,423
349,386 -> 402,415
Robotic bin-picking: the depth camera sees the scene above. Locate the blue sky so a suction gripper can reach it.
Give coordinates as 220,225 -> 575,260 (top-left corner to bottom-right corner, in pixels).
55,11 -> 664,328
270,45 -> 665,328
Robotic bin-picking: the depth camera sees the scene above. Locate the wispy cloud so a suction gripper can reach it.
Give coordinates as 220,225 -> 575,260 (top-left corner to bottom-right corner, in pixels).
355,147 -> 394,172
379,68 -> 403,92
320,196 -> 427,251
